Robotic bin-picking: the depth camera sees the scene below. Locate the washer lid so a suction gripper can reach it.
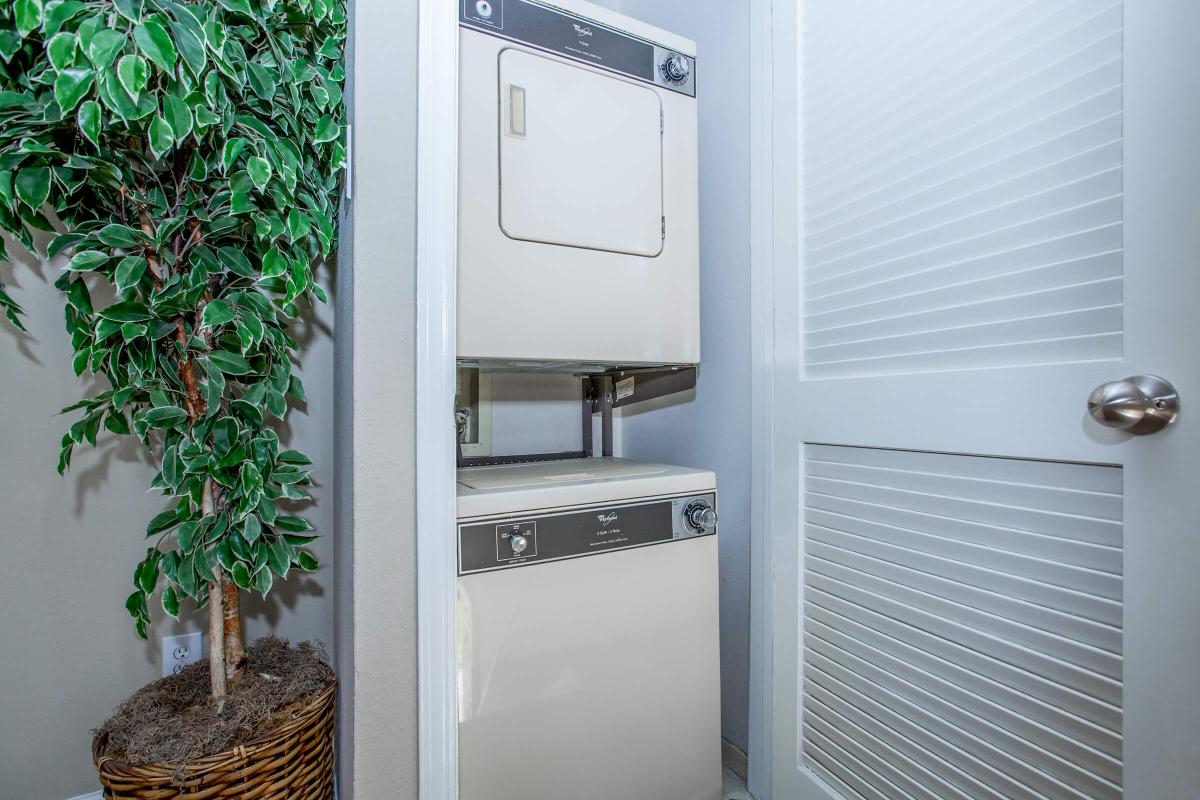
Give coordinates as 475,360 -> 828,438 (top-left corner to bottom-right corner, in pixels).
457,458 -> 715,518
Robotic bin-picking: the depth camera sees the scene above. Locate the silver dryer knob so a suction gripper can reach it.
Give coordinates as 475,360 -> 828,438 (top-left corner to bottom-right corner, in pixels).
684,501 -> 717,534
509,534 -> 529,555
661,53 -> 691,84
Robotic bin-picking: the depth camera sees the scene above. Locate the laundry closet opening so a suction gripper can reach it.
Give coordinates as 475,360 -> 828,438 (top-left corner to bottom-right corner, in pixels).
451,0 -> 751,798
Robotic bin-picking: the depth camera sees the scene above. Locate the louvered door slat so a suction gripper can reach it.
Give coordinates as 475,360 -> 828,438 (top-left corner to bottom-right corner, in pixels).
801,0 -> 1124,377
802,445 -> 1124,798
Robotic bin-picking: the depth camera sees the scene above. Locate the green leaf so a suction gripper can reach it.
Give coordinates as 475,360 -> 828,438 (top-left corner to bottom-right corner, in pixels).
0,31 -> 21,63
168,18 -> 206,76
115,256 -> 148,291
104,411 -> 131,435
47,31 -> 78,71
97,300 -> 150,321
125,589 -> 146,620
208,350 -> 253,375
243,514 -> 262,544
204,368 -> 225,419
143,406 -> 188,429
201,299 -> 236,327
137,554 -> 159,593
98,223 -> 142,248
246,62 -> 277,101
14,0 -> 44,38
43,1 -> 86,37
218,0 -> 253,14
146,508 -> 179,535
77,100 -> 101,147
313,115 -> 339,144
87,29 -> 126,71
278,450 -> 313,465
275,515 -> 313,533
15,167 -> 50,209
221,138 -> 246,172
114,0 -> 143,22
254,565 -> 273,596
212,416 -> 238,453
148,114 -> 174,159
296,549 -> 319,572
133,20 -> 176,73
66,279 -> 92,314
218,246 -> 254,278
67,250 -> 109,272
117,54 -> 148,102
163,94 -> 192,142
247,156 -> 272,190
260,247 -> 287,279
286,209 -> 311,242
161,585 -> 180,619
54,67 -> 94,113
231,560 -> 252,589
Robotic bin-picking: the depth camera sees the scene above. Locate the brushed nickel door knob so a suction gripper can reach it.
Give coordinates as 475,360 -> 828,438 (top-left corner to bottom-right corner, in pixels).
1087,375 -> 1180,435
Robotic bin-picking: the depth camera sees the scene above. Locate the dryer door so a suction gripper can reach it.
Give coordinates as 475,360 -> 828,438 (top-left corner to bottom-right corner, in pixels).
498,48 -> 664,258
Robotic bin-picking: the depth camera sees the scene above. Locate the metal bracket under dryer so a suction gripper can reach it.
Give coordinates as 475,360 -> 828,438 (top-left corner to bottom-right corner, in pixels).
456,366 -> 697,468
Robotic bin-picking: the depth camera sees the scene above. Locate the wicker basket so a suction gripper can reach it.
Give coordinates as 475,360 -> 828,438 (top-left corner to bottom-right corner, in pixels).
93,681 -> 336,800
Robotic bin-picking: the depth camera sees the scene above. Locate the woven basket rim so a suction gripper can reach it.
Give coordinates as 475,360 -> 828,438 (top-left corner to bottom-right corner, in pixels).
93,677 -> 337,777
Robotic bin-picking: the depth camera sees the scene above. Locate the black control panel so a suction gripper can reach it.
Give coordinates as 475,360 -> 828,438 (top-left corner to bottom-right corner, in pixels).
460,0 -> 697,97
459,493 -> 716,575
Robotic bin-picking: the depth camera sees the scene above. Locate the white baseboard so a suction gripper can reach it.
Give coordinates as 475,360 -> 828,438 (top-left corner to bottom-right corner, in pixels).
722,737 -> 749,781
66,792 -> 102,800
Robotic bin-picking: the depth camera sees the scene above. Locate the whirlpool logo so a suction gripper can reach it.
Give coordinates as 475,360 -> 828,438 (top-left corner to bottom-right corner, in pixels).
596,512 -> 619,526
573,23 -> 593,38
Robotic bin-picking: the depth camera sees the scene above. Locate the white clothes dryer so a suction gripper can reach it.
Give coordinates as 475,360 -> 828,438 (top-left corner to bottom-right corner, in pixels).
457,0 -> 700,367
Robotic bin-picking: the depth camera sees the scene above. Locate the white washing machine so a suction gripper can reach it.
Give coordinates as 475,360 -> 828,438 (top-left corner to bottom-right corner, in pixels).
458,0 -> 700,367
457,458 -> 722,800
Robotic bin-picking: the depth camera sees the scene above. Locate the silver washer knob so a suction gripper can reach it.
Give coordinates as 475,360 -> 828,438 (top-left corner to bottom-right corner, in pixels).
661,53 -> 691,84
509,534 -> 528,555
475,1 -> 494,19
684,501 -> 717,534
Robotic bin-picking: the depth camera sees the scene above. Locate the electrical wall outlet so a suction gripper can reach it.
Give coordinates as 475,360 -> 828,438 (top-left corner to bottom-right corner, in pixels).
162,632 -> 203,677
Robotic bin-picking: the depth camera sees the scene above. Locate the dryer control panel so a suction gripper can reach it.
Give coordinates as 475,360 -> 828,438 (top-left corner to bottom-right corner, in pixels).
458,492 -> 716,574
460,0 -> 697,97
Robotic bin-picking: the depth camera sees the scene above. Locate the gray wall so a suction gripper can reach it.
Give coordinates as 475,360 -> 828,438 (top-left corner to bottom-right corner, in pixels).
592,0 -> 754,754
334,0 -> 419,798
0,252 -> 336,799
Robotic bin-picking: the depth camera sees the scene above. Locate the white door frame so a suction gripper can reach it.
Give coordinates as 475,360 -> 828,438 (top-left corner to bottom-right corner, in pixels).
415,0 -> 459,798
748,0 -> 798,797
418,2 -> 793,797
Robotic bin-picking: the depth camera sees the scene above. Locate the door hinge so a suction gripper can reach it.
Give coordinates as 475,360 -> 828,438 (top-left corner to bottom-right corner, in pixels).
344,123 -> 353,202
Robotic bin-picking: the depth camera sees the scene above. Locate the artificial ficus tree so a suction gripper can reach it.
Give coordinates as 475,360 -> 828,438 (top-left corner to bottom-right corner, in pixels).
0,0 -> 345,700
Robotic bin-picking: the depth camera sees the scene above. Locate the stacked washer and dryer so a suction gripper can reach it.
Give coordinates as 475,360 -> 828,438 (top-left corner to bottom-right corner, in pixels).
455,2 -> 721,799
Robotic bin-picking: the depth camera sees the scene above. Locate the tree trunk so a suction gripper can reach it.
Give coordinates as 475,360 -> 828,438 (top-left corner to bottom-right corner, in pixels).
142,212 -> 246,698
222,580 -> 244,683
203,480 -> 228,700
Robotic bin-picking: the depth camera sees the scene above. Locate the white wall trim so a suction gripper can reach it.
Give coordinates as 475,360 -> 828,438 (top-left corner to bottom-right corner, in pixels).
747,0 -> 775,797
65,793 -> 103,800
415,0 -> 459,798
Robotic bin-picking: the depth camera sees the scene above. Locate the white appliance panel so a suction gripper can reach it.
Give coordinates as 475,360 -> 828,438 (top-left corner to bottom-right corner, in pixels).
457,537 -> 721,800
499,49 -> 664,257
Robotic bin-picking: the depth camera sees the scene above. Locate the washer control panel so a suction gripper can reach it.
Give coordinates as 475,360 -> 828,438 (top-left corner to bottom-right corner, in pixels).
496,520 -> 537,561
459,492 -> 716,574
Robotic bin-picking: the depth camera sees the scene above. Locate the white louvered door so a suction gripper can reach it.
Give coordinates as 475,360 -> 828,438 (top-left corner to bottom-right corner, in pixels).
768,2 -> 1200,799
